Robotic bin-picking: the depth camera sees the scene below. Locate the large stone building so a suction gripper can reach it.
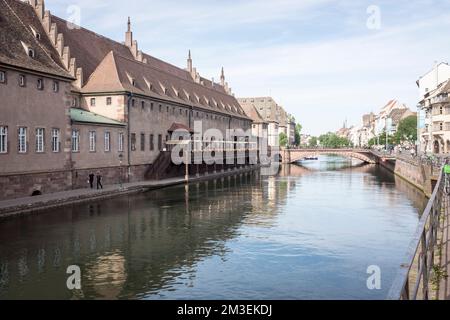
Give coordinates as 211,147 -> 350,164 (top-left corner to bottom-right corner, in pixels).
0,0 -> 253,200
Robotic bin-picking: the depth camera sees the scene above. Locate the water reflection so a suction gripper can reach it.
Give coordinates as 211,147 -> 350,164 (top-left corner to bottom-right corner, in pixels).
0,156 -> 427,300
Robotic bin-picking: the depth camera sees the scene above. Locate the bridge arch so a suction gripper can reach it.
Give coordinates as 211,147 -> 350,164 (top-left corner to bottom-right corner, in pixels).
286,149 -> 376,164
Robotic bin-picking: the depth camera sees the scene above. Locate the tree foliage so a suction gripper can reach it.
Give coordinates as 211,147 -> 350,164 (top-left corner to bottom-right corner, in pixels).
318,133 -> 351,148
394,116 -> 417,144
295,123 -> 302,146
309,136 -> 318,148
279,132 -> 288,147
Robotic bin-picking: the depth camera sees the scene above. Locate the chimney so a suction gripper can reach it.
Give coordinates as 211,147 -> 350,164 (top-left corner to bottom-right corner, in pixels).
187,50 -> 193,73
125,17 -> 133,48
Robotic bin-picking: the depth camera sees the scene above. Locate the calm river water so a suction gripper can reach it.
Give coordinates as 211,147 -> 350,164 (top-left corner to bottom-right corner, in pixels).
0,156 -> 427,299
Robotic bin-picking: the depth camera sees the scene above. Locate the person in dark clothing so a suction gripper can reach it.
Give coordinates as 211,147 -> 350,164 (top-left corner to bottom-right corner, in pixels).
96,172 -> 103,189
88,173 -> 95,189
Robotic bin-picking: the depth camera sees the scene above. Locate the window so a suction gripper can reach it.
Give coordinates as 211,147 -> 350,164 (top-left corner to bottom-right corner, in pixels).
71,130 -> 79,152
0,71 -> 6,84
106,97 -> 112,105
37,78 -> 44,90
119,133 -> 124,152
36,128 -> 45,153
150,134 -> 154,151
131,99 -> 135,107
18,127 -> 27,153
158,134 -> 162,151
90,98 -> 96,107
0,126 -> 7,153
53,81 -> 59,93
51,128 -> 60,153
141,101 -> 145,110
19,74 -> 26,87
35,33 -> 41,40
35,128 -> 45,153
150,103 -> 154,111
104,132 -> 111,152
89,131 -> 96,152
28,48 -> 35,58
159,104 -> 162,112
131,133 -> 136,151
140,133 -> 145,151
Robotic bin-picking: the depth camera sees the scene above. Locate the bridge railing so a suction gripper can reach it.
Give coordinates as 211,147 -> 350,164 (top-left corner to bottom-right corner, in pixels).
387,166 -> 447,300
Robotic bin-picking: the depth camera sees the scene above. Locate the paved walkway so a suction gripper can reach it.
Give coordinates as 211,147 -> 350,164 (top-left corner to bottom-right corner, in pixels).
0,167 -> 257,219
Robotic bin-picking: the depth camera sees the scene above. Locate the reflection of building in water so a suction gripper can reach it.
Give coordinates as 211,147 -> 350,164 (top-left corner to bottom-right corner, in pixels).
0,171 -> 295,299
84,252 -> 127,300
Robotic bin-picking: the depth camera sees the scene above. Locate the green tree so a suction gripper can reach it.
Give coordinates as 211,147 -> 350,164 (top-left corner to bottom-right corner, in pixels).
395,115 -> 417,144
309,136 -> 318,148
368,130 -> 396,147
294,124 -> 302,146
318,133 -> 351,148
279,132 -> 288,147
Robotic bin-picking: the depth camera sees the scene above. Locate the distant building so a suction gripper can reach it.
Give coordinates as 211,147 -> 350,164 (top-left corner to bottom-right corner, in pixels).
238,97 -> 297,147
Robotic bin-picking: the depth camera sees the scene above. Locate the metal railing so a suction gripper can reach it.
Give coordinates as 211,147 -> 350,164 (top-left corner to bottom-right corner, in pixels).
387,167 -> 446,300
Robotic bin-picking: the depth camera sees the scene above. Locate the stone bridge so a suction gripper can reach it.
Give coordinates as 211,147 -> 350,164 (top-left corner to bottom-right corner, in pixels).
281,148 -> 378,164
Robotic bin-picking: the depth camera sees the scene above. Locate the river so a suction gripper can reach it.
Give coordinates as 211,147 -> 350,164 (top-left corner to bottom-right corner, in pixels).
0,156 -> 428,299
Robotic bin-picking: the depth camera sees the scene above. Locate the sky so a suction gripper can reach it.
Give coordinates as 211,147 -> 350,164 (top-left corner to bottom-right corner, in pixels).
45,0 -> 450,135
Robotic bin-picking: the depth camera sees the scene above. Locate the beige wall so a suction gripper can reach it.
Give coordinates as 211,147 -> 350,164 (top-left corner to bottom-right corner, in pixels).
0,67 -> 71,174
71,123 -> 127,169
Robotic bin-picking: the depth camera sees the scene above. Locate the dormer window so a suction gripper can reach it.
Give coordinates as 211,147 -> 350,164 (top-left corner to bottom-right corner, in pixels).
37,78 -> 44,90
30,26 -> 41,40
28,48 -> 35,58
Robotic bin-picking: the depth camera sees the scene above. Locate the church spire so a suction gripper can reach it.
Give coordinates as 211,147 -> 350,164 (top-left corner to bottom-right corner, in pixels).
125,17 -> 133,47
187,50 -> 193,72
220,67 -> 225,86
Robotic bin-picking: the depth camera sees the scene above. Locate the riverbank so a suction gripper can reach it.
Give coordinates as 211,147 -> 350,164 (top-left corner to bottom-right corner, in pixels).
0,165 -> 260,219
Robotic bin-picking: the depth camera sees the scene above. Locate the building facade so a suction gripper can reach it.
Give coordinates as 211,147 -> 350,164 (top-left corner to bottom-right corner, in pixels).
417,63 -> 450,154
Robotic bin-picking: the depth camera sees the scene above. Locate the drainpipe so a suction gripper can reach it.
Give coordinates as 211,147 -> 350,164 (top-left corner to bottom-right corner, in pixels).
126,92 -> 133,182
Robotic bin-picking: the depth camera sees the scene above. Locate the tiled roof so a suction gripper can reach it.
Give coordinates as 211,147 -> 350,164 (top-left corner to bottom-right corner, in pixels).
82,51 -> 247,118
237,102 -> 265,123
238,97 -> 280,123
70,108 -> 125,126
0,0 -> 72,79
51,14 -> 248,119
168,123 -> 194,133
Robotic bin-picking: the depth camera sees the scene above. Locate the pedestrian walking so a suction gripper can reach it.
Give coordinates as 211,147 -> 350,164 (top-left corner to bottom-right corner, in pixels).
96,172 -> 103,190
88,172 -> 95,189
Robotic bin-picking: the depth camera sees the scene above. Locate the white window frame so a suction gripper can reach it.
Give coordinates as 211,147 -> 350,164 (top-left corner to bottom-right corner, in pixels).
18,127 -> 27,153
0,126 -> 7,153
71,130 -> 79,152
0,71 -> 6,84
89,131 -> 96,152
104,132 -> 111,152
51,128 -> 60,153
118,132 -> 124,152
35,128 -> 45,153
37,78 -> 44,90
53,81 -> 59,93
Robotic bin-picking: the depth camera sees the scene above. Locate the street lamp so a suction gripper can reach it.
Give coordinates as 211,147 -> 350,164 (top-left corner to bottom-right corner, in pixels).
119,153 -> 124,189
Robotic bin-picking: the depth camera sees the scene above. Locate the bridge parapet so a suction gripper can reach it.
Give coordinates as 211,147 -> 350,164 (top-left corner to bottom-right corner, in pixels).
283,148 -> 377,164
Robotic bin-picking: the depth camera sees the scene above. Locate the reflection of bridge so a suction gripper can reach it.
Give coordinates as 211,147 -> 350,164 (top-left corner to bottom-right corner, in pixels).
282,148 -> 378,164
